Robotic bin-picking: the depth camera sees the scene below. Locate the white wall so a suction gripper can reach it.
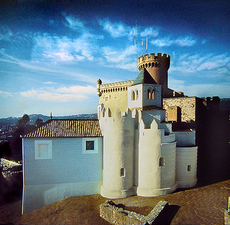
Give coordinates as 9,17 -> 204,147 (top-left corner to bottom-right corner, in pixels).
100,108 -> 135,198
176,146 -> 198,188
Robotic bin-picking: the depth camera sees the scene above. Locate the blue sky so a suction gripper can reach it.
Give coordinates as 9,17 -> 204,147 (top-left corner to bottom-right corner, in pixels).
0,0 -> 229,118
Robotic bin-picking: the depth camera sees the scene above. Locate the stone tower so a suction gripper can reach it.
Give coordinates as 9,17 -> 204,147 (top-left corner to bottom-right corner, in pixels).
137,53 -> 171,97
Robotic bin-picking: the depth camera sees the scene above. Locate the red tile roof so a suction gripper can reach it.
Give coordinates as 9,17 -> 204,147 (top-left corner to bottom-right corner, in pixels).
24,119 -> 102,138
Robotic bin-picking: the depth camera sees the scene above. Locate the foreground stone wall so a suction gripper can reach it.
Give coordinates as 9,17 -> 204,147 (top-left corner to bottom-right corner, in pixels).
100,200 -> 168,225
225,197 -> 230,225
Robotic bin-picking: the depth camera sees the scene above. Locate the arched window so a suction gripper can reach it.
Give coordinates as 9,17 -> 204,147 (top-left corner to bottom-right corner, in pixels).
132,91 -> 135,100
151,90 -> 155,99
155,62 -> 158,67
148,89 -> 151,99
159,157 -> 164,167
136,90 -> 138,100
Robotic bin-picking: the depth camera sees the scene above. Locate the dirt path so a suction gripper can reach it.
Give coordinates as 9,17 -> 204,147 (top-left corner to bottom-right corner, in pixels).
0,180 -> 229,224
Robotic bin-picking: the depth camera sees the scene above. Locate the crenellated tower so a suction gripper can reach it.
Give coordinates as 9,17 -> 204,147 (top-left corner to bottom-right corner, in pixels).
138,53 -> 171,97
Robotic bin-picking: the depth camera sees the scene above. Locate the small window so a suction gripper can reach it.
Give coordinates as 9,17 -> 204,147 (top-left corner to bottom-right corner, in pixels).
187,165 -> 191,171
159,157 -> 164,167
82,138 -> 98,154
35,140 -> 52,160
120,168 -> 125,177
132,91 -> 135,100
86,141 -> 94,150
136,90 -> 138,100
148,89 -> 151,99
151,90 -> 155,99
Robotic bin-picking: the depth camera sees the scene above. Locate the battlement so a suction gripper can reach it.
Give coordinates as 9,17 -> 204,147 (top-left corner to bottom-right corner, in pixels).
97,79 -> 134,96
138,53 -> 170,71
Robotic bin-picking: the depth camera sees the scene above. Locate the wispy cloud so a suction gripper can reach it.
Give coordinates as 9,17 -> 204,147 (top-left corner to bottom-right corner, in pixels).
99,19 -> 132,38
33,32 -> 97,62
171,53 -> 230,76
43,81 -> 56,85
20,85 -> 96,102
0,51 -> 98,84
101,45 -> 137,71
64,15 -> 85,30
0,26 -> 13,41
99,19 -> 159,40
0,90 -> 14,98
151,36 -> 196,47
140,27 -> 159,37
169,78 -> 230,97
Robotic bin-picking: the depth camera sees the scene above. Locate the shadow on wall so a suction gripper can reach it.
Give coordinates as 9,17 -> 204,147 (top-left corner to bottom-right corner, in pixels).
196,99 -> 230,186
153,204 -> 180,225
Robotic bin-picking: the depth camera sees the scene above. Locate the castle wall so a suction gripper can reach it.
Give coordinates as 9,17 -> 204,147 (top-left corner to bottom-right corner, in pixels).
137,119 -> 162,196
163,97 -> 196,122
173,131 -> 196,147
97,80 -> 133,114
100,109 -> 135,198
176,147 -> 198,188
161,141 -> 177,190
141,110 -> 165,128
128,84 -> 162,110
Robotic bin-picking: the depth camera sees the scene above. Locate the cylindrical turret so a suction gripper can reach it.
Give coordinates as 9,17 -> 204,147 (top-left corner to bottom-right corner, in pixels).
100,108 -> 135,198
138,53 -> 170,97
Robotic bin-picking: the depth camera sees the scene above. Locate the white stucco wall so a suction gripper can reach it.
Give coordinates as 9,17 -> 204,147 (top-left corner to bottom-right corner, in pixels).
100,108 -> 135,198
174,131 -> 196,147
22,137 -> 103,214
176,146 -> 198,188
137,119 -> 162,196
161,141 -> 177,190
128,84 -> 162,109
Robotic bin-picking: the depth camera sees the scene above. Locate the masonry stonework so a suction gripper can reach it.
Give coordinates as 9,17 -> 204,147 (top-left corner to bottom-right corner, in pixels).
163,97 -> 196,122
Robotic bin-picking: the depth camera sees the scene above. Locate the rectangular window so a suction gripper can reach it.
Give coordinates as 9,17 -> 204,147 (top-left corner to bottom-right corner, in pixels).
82,138 -> 98,154
86,141 -> 94,150
187,165 -> 191,171
35,140 -> 52,160
120,168 -> 125,177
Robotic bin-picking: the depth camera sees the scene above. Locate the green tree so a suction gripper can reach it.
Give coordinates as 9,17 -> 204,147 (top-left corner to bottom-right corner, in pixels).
35,118 -> 44,128
11,114 -> 35,160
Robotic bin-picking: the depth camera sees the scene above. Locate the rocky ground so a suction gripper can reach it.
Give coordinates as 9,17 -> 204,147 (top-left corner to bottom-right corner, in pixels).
0,179 -> 229,224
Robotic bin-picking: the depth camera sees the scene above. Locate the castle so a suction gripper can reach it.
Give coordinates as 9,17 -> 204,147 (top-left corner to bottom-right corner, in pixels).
97,53 -> 198,198
22,52 -> 202,214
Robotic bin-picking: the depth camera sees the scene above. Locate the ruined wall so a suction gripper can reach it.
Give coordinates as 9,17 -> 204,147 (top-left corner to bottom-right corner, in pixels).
100,200 -> 169,225
163,97 -> 196,122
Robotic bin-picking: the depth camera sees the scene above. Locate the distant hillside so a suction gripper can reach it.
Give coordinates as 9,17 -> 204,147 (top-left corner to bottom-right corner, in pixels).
0,113 -> 98,127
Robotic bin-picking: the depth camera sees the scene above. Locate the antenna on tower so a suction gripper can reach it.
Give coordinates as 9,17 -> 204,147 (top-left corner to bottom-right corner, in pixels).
146,38 -> 148,53
135,20 -> 139,71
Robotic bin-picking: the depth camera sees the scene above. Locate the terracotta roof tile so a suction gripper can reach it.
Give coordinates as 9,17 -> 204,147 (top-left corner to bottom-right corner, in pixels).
24,119 -> 102,138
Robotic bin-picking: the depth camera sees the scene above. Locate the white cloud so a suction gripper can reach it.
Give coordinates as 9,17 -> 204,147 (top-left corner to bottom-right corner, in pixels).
0,90 -> 14,98
140,27 -> 159,37
101,45 -> 137,71
33,29 -> 99,62
20,85 -> 96,102
151,36 -> 196,47
99,19 -> 130,38
171,53 -> 230,76
43,81 -> 56,85
64,15 -> 85,30
0,26 -> 13,41
169,78 -> 229,98
0,51 -> 98,84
